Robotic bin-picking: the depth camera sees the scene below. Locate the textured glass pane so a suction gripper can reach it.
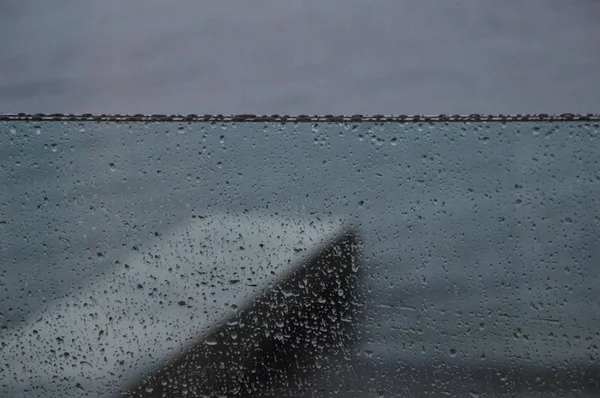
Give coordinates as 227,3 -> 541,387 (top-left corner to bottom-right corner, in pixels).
1,117 -> 599,397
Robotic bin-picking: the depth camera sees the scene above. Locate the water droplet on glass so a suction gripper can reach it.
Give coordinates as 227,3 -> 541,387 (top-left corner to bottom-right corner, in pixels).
109,162 -> 116,171
204,335 -> 218,346
51,143 -> 57,152
351,258 -> 360,272
449,348 -> 457,357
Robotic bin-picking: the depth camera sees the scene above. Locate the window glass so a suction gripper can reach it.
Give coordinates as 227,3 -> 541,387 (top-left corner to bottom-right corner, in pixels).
1,118 -> 599,397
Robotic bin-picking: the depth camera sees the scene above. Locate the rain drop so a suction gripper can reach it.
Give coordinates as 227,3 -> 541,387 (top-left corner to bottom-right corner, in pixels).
204,336 -> 218,346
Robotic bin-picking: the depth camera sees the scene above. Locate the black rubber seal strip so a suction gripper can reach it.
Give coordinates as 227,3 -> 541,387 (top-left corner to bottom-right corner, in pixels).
0,113 -> 599,123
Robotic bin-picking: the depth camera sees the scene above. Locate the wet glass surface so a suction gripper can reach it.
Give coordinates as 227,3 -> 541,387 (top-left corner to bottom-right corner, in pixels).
1,118 -> 599,396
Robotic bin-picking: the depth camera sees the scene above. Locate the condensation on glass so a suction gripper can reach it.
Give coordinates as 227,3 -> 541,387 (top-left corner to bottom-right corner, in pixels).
0,118 -> 599,397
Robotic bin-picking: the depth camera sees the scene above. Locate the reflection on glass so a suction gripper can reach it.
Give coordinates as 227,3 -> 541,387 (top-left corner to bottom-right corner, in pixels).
1,118 -> 599,396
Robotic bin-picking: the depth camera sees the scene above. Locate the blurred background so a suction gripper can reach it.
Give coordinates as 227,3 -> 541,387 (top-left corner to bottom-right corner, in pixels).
1,0 -> 600,114
1,1 -> 600,397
